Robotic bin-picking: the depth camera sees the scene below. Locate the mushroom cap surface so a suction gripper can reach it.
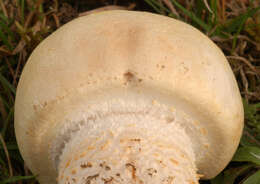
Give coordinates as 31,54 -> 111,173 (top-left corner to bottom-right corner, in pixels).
15,10 -> 244,183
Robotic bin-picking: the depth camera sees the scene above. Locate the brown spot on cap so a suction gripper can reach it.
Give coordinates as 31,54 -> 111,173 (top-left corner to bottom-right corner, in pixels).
126,163 -> 136,180
124,71 -> 134,82
130,138 -> 141,142
166,117 -> 175,123
80,162 -> 92,168
102,177 -> 114,184
85,174 -> 99,184
105,166 -> 111,171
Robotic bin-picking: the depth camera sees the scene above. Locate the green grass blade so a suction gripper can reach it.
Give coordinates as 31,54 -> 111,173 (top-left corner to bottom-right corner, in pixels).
0,154 -> 6,166
243,170 -> 260,184
0,29 -> 12,50
240,129 -> 260,147
209,0 -> 218,25
210,173 -> 224,184
0,142 -> 18,150
0,95 -> 10,111
20,0 -> 25,25
223,164 -> 254,184
144,0 -> 171,14
232,146 -> 260,165
1,107 -> 14,138
0,73 -> 16,95
170,0 -> 211,32
255,103 -> 260,108
0,175 -> 36,184
232,7 -> 260,50
0,13 -> 8,22
225,7 -> 260,33
0,16 -> 15,46
144,0 -> 162,14
0,22 -> 15,41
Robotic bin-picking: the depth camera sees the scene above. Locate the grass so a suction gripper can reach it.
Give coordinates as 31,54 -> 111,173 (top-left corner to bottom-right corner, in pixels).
0,0 -> 259,183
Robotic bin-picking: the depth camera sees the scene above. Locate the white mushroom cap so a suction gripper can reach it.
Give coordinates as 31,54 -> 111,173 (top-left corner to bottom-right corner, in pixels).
15,10 -> 244,184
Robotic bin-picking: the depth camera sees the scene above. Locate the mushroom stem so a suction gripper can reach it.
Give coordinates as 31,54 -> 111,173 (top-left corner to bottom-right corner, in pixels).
55,99 -> 199,184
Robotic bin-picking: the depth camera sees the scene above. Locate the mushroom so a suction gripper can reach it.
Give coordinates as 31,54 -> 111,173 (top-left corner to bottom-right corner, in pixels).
15,10 -> 244,184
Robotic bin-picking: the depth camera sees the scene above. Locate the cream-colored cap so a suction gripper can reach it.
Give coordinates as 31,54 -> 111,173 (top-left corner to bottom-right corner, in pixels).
15,10 -> 244,184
